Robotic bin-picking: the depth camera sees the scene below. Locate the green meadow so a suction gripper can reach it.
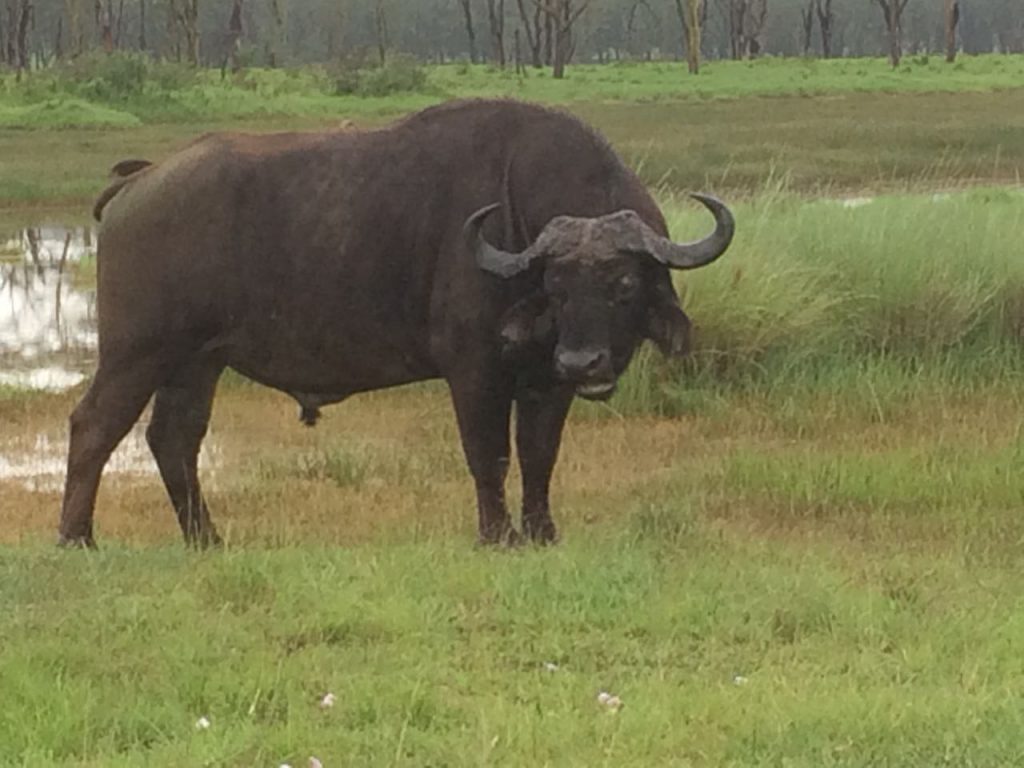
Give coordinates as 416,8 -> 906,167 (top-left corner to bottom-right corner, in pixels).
3,58 -> 1024,765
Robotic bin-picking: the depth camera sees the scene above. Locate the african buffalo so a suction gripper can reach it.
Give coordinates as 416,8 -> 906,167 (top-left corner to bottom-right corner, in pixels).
58,98 -> 733,548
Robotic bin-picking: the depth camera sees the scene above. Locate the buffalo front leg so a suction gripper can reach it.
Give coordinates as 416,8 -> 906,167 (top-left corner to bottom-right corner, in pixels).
145,362 -> 223,548
448,375 -> 518,545
59,357 -> 169,548
515,388 -> 574,544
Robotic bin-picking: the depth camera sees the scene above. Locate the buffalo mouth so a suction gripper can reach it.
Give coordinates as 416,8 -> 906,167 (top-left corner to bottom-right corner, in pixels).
576,381 -> 617,401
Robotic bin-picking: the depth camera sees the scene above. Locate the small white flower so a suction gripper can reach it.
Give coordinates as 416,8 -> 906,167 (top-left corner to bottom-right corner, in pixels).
278,764 -> 292,768
543,662 -> 559,672
319,692 -> 336,709
605,695 -> 623,711
309,758 -> 324,768
597,691 -> 612,705
733,675 -> 749,686
194,716 -> 211,730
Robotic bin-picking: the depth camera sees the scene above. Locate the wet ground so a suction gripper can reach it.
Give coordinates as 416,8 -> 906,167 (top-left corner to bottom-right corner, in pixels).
0,217 -> 220,492
0,223 -> 97,392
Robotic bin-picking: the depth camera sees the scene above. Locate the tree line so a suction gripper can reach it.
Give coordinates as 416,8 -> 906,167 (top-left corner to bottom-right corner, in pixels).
2,0 -> 1021,79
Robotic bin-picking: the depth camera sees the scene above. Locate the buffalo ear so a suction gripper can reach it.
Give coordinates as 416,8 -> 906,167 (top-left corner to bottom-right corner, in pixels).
646,299 -> 692,358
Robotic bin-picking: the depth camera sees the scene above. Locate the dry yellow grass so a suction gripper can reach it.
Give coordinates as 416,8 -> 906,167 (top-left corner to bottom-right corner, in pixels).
5,379 -> 1023,558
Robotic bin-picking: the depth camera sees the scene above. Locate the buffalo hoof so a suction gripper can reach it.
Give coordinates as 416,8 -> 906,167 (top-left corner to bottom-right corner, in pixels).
523,517 -> 559,545
185,534 -> 223,550
57,534 -> 97,550
477,525 -> 523,549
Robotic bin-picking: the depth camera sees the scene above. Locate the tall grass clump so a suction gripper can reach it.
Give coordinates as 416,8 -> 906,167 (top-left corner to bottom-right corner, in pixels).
607,187 -> 1024,417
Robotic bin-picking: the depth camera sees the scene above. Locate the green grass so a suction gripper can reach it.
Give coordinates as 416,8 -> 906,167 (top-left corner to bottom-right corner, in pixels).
2,88 -> 1023,208
4,54 -> 1024,128
5,507 -> 1024,765
580,186 -> 1024,421
5,74 -> 1024,764
6,189 -> 1024,765
0,97 -> 142,129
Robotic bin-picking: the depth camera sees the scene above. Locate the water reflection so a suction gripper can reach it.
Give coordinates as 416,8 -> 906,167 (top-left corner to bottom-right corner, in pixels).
1,424 -> 221,492
0,225 -> 97,391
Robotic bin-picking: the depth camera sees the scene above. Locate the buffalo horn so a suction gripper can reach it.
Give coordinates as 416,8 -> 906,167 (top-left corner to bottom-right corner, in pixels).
465,204 -> 544,279
641,193 -> 735,270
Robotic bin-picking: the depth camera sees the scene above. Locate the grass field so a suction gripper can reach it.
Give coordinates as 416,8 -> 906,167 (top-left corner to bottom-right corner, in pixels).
4,59 -> 1024,765
2,55 -> 1024,206
2,89 -> 1024,207
4,186 -> 1024,764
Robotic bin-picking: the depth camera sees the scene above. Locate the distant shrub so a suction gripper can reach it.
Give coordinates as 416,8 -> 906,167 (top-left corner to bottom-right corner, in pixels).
330,55 -> 428,97
147,60 -> 197,92
60,51 -> 151,99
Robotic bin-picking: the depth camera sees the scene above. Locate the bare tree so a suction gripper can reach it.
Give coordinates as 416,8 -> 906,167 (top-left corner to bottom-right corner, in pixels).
944,0 -> 959,62
721,0 -> 767,59
224,0 -> 242,72
672,0 -> 704,73
799,0 -> 813,54
874,0 -> 909,67
268,0 -> 284,66
373,0 -> 388,64
534,0 -> 591,79
138,0 -> 145,51
65,0 -> 83,57
166,0 -> 199,64
456,0 -> 477,64
515,0 -> 543,66
625,0 -> 655,58
95,0 -> 113,51
814,0 -> 833,57
14,0 -> 31,72
486,0 -> 505,67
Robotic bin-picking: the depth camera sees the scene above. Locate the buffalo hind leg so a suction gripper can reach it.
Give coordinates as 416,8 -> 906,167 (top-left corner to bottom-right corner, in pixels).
59,357 -> 171,548
448,374 -> 519,546
146,362 -> 223,548
516,388 -> 574,544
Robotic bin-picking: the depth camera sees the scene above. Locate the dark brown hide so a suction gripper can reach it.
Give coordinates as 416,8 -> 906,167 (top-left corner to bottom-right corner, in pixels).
60,99 -> 732,549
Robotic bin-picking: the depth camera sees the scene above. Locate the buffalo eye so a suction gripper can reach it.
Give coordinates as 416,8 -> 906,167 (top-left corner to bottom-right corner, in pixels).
611,274 -> 639,305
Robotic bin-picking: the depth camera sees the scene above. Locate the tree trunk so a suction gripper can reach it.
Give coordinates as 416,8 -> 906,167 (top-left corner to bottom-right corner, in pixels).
944,0 -> 958,62
15,0 -> 30,71
875,0 -> 908,67
138,0 -> 145,51
373,0 -> 388,65
687,0 -> 703,73
814,0 -> 832,58
487,0 -> 505,67
539,0 -> 590,79
269,0 -> 284,67
552,15 -> 566,77
799,0 -> 813,55
226,0 -> 242,71
183,0 -> 199,64
514,26 -> 525,74
1,3 -> 9,64
96,0 -> 113,51
514,0 -> 542,66
457,0 -> 476,64
114,0 -> 126,49
542,7 -> 552,65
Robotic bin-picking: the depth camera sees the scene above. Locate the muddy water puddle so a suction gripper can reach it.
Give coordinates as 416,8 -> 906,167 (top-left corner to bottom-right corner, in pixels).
0,224 -> 97,391
0,221 -> 223,490
2,422 -> 222,493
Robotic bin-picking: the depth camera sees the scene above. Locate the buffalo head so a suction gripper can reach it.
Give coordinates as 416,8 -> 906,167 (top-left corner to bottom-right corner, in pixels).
464,194 -> 734,400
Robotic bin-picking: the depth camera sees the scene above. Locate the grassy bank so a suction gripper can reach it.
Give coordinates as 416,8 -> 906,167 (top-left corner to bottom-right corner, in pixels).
4,54 -> 1024,127
2,87 -> 1024,207
4,375 -> 1024,764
